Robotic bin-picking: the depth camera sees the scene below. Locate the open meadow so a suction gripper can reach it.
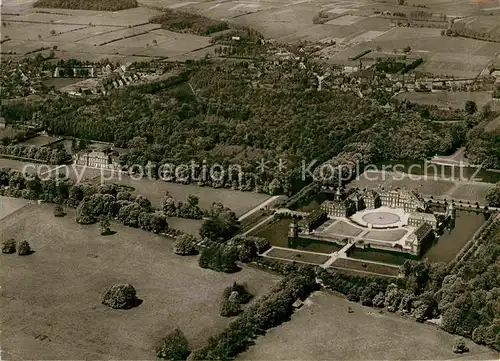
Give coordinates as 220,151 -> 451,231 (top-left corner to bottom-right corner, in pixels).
0,196 -> 31,220
0,202 -> 280,360
91,171 -> 272,216
0,157 -> 57,174
239,291 -> 499,361
396,91 -> 494,110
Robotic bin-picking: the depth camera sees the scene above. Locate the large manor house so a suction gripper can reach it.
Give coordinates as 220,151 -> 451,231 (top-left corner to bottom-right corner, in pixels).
319,187 -> 438,229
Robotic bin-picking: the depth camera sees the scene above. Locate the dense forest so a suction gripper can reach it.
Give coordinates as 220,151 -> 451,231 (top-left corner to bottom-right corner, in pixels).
3,60 -> 471,193
466,124 -> 500,169
150,10 -> 229,36
33,0 -> 138,11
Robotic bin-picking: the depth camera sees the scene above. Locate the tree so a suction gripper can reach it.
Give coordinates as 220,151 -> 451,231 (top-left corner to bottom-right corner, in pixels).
403,45 -> 411,53
156,328 -> 191,360
485,182 -> 500,207
465,101 -> 477,115
398,0 -> 405,4
493,86 -> 500,99
219,296 -> 241,317
199,244 -> 238,273
101,284 -> 140,309
2,239 -> 16,254
100,215 -> 112,235
76,200 -> 97,224
127,136 -> 148,150
17,240 -> 32,256
162,193 -> 177,216
173,234 -> 197,255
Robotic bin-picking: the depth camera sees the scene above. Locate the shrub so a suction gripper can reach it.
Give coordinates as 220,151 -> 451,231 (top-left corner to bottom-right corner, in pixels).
222,282 -> 253,304
156,328 -> 191,360
452,337 -> 469,354
219,296 -> 241,317
173,234 -> 198,255
53,205 -> 65,217
101,284 -> 140,309
17,240 -> 32,256
2,239 -> 16,254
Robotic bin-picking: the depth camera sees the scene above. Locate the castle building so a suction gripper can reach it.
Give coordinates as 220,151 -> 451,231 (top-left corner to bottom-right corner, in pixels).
378,189 -> 426,213
362,189 -> 381,209
298,209 -> 328,233
320,199 -> 356,218
404,222 -> 434,255
408,212 -> 438,230
320,187 -> 428,218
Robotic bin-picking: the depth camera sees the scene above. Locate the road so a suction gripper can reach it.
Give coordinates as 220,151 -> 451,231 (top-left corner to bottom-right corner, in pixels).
238,195 -> 280,222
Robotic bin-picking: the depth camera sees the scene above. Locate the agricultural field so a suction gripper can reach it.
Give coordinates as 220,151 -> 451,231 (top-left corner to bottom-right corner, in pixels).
239,291 -> 499,361
0,203 -> 280,360
396,91 -> 492,109
1,6 -> 213,60
396,91 -> 494,110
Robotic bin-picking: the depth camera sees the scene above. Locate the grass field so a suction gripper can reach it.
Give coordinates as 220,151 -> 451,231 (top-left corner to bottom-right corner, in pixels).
92,172 -> 271,216
265,247 -> 331,265
324,220 -> 363,237
239,291 -> 499,360
350,170 -> 457,198
396,91 -> 493,110
332,257 -> 400,277
0,158 -> 56,174
450,183 -> 493,204
166,216 -> 203,235
0,204 -> 280,360
0,196 -> 31,220
364,229 -> 408,242
21,135 -> 60,147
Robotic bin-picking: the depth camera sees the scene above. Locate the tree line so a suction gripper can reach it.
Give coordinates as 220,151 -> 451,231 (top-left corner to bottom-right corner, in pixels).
0,144 -> 71,165
33,0 -> 138,11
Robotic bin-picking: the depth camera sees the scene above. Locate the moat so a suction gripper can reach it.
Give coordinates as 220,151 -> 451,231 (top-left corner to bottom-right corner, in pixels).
251,209 -> 489,265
